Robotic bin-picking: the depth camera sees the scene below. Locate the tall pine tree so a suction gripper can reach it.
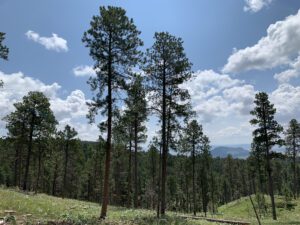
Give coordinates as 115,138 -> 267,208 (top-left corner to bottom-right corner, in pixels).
250,92 -> 284,220
82,6 -> 143,218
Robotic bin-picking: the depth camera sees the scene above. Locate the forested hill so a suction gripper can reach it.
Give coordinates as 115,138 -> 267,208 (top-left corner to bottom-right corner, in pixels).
211,146 -> 249,159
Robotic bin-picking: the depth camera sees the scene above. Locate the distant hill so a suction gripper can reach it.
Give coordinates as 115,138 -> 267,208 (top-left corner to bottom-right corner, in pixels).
211,146 -> 250,159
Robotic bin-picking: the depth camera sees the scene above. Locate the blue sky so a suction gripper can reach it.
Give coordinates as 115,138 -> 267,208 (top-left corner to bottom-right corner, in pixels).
1,0 -> 300,146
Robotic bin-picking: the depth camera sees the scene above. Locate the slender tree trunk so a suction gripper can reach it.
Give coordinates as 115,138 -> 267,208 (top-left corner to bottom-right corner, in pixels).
23,114 -> 35,191
35,146 -> 42,193
14,145 -> 19,187
156,144 -> 162,218
63,141 -> 69,198
293,138 -> 297,199
151,147 -> 156,210
192,146 -> 196,216
161,61 -> 167,216
52,160 -> 58,196
263,110 -> 277,220
266,149 -> 277,220
100,35 -> 112,218
134,117 -> 138,208
127,136 -> 132,208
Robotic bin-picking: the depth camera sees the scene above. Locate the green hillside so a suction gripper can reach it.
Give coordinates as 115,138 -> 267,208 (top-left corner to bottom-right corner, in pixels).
1,188 -> 300,225
0,188 -> 214,225
217,195 -> 300,225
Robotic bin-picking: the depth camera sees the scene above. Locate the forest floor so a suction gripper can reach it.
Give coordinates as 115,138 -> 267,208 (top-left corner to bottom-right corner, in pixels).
0,188 -> 300,225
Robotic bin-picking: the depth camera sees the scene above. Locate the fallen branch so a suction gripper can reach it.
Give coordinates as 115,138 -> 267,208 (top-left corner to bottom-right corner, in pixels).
180,215 -> 251,225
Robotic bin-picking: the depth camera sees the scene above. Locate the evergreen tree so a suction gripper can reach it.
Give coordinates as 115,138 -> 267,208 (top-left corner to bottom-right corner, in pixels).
285,119 -> 300,199
250,92 -> 284,220
181,120 -> 203,216
58,125 -> 78,198
0,32 -> 8,87
144,32 -> 192,215
4,91 -> 57,191
199,135 -> 211,217
124,75 -> 148,208
0,32 -> 8,60
82,6 -> 143,218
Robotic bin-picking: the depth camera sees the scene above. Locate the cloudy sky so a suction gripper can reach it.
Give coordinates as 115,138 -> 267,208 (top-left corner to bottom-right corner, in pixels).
1,0 -> 300,146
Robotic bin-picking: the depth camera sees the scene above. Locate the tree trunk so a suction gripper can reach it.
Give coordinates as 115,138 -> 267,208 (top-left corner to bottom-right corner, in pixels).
23,113 -> 35,191
100,35 -> 113,218
134,117 -> 138,208
192,146 -> 196,216
127,136 -> 132,208
35,146 -> 42,193
52,160 -> 58,196
63,140 -> 69,198
156,144 -> 162,218
160,61 -> 167,216
266,149 -> 277,220
293,138 -> 297,199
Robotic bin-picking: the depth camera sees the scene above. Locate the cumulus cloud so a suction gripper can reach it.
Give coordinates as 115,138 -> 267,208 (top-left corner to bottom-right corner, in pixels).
274,55 -> 300,83
223,10 -> 300,74
73,65 -> 96,77
181,70 -> 255,122
270,83 -> 300,122
244,0 -> 273,13
25,30 -> 68,52
0,71 -> 98,141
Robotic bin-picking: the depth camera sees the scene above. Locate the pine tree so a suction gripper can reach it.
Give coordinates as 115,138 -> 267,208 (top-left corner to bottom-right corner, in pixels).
285,119 -> 300,199
0,32 -> 8,87
144,32 -> 192,215
58,125 -> 78,198
181,120 -> 203,216
123,75 -> 148,208
0,32 -> 8,60
4,91 -> 57,191
82,6 -> 143,218
250,92 -> 284,220
199,135 -> 211,217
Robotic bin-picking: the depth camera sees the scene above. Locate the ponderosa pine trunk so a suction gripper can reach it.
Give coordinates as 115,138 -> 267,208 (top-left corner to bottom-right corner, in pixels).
192,145 -> 196,216
100,34 -> 112,218
127,136 -> 132,208
160,60 -> 167,216
263,110 -> 277,220
134,117 -> 138,208
63,140 -> 69,198
35,146 -> 42,193
23,113 -> 35,191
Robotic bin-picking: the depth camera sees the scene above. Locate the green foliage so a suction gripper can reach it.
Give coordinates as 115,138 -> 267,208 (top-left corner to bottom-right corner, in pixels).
0,32 -> 9,60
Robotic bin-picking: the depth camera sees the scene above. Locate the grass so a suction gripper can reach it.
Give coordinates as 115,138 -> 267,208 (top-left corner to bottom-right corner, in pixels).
0,188 -> 214,225
1,188 -> 300,225
217,195 -> 300,225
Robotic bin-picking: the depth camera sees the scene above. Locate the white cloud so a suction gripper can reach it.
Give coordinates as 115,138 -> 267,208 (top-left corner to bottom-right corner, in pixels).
274,55 -> 300,83
181,69 -> 300,144
181,70 -> 255,122
270,83 -> 300,122
223,9 -> 300,73
25,30 -> 68,52
244,0 -> 273,13
0,71 -> 98,141
73,65 -> 96,77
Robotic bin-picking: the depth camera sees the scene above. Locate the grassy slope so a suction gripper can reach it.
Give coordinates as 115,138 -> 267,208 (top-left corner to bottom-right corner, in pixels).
2,188 -> 300,225
217,195 -> 300,225
0,188 -> 214,225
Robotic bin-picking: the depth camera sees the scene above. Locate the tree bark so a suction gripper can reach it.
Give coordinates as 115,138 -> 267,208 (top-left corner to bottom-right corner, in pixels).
134,117 -> 138,208
100,33 -> 112,219
23,113 -> 35,191
160,60 -> 167,216
127,135 -> 132,208
192,144 -> 196,216
63,140 -> 69,198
